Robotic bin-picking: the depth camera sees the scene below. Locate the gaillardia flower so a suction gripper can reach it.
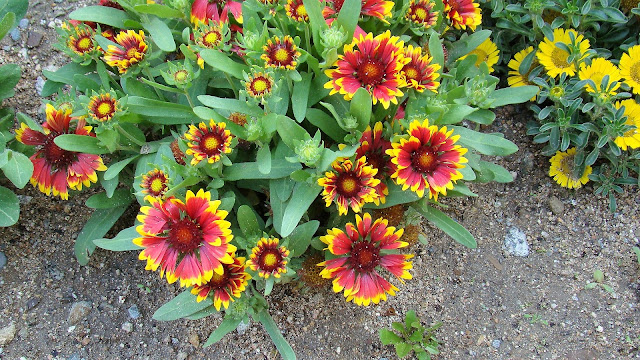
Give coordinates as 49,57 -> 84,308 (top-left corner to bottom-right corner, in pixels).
318,157 -> 381,215
322,0 -> 394,22
319,213 -> 413,306
244,71 -> 274,100
325,31 -> 408,109
401,45 -> 440,92
578,58 -> 621,96
261,35 -> 301,70
285,0 -> 309,22
387,119 -> 467,200
405,0 -> 439,29
194,21 -> 225,49
191,253 -> 251,310
15,104 -> 107,200
247,238 -> 290,279
190,0 -> 242,27
507,46 -> 538,88
443,0 -> 482,31
185,120 -> 233,166
134,189 -> 236,287
140,169 -> 169,200
67,25 -> 98,56
549,148 -> 592,189
459,37 -> 499,73
87,92 -> 119,122
103,30 -> 148,73
619,44 -> 640,95
356,122 -> 393,204
613,99 -> 640,151
537,28 -> 590,78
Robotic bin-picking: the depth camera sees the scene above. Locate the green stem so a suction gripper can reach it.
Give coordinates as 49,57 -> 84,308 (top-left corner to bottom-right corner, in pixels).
143,67 -> 165,100
163,176 -> 203,198
184,90 -> 195,108
225,72 -> 238,97
304,25 -> 312,55
116,124 -> 146,147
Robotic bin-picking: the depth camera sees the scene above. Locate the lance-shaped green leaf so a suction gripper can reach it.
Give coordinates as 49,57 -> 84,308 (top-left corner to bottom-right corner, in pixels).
438,105 -> 476,125
127,96 -> 195,123
292,72 -> 312,123
200,49 -> 249,79
349,87 -> 372,131
153,290 -> 211,321
0,64 -> 20,101
276,115 -> 310,150
43,62 -> 96,85
54,134 -> 110,155
237,205 -> 262,237
303,0 -> 328,54
472,160 -> 513,183
0,185 -> 19,227
0,150 -> 33,188
224,160 -> 301,181
286,220 -> 319,257
203,315 -> 243,348
305,108 -> 346,142
0,12 -> 15,42
85,189 -> 134,209
365,183 -> 420,209
451,126 -> 518,156
488,86 -> 539,107
257,144 -> 272,174
428,31 -> 444,68
103,155 -> 140,180
198,95 -> 264,117
143,16 -> 176,52
411,201 -> 476,249
69,6 -> 133,28
335,0 -> 361,39
93,226 -> 142,251
253,309 -> 297,360
279,183 -> 322,237
75,205 -> 129,265
133,3 -> 184,18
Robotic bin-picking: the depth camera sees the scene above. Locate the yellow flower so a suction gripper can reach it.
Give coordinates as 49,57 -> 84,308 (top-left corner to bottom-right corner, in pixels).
459,37 -> 499,73
537,28 -> 590,78
578,58 -> 621,96
619,44 -> 640,95
613,99 -> 640,151
549,148 -> 592,189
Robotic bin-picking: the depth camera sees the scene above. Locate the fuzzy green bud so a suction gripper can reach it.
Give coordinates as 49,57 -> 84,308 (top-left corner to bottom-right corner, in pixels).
242,32 -> 261,51
294,137 -> 323,166
337,115 -> 359,132
321,26 -> 348,50
245,118 -> 264,142
465,76 -> 494,108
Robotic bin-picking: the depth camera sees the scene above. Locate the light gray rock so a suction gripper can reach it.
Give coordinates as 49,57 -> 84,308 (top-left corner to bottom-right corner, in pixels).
68,301 -> 92,325
0,252 -> 6,271
35,76 -> 46,96
9,28 -> 20,42
492,339 -> 502,349
127,305 -> 140,319
0,322 -> 16,345
121,322 -> 133,332
18,19 -> 29,29
548,196 -> 565,215
503,227 -> 529,257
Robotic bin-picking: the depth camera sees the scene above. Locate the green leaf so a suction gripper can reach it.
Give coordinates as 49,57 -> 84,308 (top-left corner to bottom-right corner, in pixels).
85,189 -> 134,209
0,150 -> 32,188
305,108 -> 347,142
379,329 -> 403,345
0,0 -> 27,31
75,205 -> 129,265
489,86 -> 539,107
395,342 -> 412,358
127,96 -> 195,123
69,6 -> 133,28
276,115 -> 310,150
198,95 -> 264,117
133,3 -> 184,18
303,0 -> 328,54
438,105 -> 476,125
280,183 -> 322,237
447,30 -> 491,63
253,310 -> 297,360
203,315 -> 242,347
0,63 -> 20,101
237,205 -> 262,237
184,305 -> 217,320
349,88 -> 372,131
0,12 -> 15,42
451,126 -> 518,156
54,134 -> 110,155
93,226 -> 142,251
318,145 -> 357,172
465,109 -> 496,125
224,160 -> 301,181
286,220 -> 319,257
474,161 -> 513,183
43,62 -> 95,85
335,0 -> 361,39
428,32 -> 444,68
411,202 -> 476,248
199,49 -> 249,79
104,155 -> 140,180
257,144 -> 272,174
153,290 -> 211,321
0,185 -> 19,227
100,170 -> 119,198
365,182 -> 420,209
143,17 -> 176,52
292,72 -> 312,123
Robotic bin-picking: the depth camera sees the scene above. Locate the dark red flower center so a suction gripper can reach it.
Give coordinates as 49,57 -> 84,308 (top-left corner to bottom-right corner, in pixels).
404,65 -> 420,81
259,249 -> 282,272
250,76 -> 272,95
208,268 -> 229,288
44,135 -> 76,169
412,146 -> 438,173
350,241 -> 380,272
168,218 -> 203,252
74,34 -> 94,52
337,173 -> 361,197
200,132 -> 223,156
356,59 -> 385,86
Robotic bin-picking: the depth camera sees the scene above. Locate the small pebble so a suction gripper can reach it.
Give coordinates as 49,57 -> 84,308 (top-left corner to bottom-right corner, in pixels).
121,322 -> 133,333
503,227 -> 529,257
548,196 -> 565,215
9,28 -> 20,42
177,351 -> 188,360
25,297 -> 39,311
0,322 -> 16,345
127,305 -> 140,320
492,339 -> 501,349
18,19 -> 29,29
68,301 -> 92,325
35,76 -> 46,96
0,252 -> 6,271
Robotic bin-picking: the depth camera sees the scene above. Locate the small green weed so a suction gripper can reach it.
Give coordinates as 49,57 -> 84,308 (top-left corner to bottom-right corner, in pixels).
379,310 -> 442,360
585,269 -> 615,295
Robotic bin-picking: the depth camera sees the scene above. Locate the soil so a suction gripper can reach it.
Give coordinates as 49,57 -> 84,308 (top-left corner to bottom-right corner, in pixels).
1,1 -> 640,359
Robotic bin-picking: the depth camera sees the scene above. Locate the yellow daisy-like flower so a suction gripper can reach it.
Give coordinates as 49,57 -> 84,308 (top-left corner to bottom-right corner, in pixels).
537,28 -> 590,78
614,99 -> 640,151
619,45 -> 640,95
508,46 -> 538,87
578,58 -> 621,96
140,169 -> 169,200
459,37 -> 499,73
244,71 -> 274,101
285,0 -> 308,22
549,147 -> 592,189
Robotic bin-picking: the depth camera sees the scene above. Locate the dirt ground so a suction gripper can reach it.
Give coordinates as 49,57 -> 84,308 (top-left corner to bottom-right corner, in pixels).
1,1 -> 639,359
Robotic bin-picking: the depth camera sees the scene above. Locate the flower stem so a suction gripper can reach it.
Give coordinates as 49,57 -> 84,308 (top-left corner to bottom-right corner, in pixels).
116,124 -> 146,147
143,67 -> 165,100
225,72 -> 238,97
184,90 -> 195,108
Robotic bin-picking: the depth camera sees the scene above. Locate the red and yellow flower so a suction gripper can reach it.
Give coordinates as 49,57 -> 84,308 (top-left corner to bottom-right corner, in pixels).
322,0 -> 394,22
247,238 -> 290,279
285,0 -> 309,22
103,30 -> 148,73
401,45 -> 440,93
67,25 -> 98,56
387,119 -> 467,200
15,104 -> 107,200
319,213 -> 413,306
356,122 -> 393,204
244,71 -> 274,100
443,0 -> 482,31
191,252 -> 251,310
261,35 -> 301,70
324,31 -> 408,109
194,21 -> 225,49
191,0 -> 242,27
318,156 -> 381,215
405,0 -> 439,29
140,169 -> 169,200
87,92 -> 119,122
134,189 -> 236,288
185,120 -> 233,166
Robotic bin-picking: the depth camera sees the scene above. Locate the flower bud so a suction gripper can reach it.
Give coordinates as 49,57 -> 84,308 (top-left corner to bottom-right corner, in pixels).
337,115 -> 359,132
321,26 -> 348,50
294,137 -> 323,166
245,118 -> 264,142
